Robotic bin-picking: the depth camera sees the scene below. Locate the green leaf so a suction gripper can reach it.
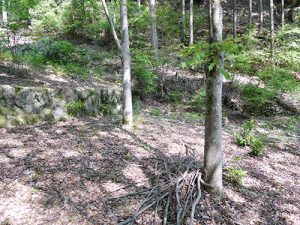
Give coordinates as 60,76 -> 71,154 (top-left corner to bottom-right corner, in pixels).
219,67 -> 231,79
181,62 -> 187,69
208,63 -> 216,72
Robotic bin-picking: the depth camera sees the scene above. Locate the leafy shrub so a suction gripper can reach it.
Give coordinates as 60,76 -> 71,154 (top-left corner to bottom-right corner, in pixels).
44,41 -> 76,64
149,108 -> 162,117
226,167 -> 247,185
66,100 -> 86,117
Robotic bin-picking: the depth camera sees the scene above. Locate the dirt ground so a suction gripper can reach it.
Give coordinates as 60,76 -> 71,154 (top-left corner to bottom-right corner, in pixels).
0,106 -> 299,225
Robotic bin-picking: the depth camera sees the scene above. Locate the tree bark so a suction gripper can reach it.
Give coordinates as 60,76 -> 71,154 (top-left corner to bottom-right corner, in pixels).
121,0 -> 133,126
249,0 -> 252,25
281,0 -> 284,28
137,0 -> 141,7
2,0 -> 8,24
269,0 -> 274,57
233,0 -> 237,38
208,0 -> 213,41
182,0 -> 186,42
150,0 -> 158,56
259,0 -> 263,33
101,0 -> 122,52
204,0 -> 223,193
189,0 -> 194,45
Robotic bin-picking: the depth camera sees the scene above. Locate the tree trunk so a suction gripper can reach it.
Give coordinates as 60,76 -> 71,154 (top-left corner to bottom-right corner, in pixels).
249,0 -> 252,25
233,0 -> 237,38
137,0 -> 141,7
189,0 -> 194,45
182,0 -> 186,42
101,0 -> 122,52
259,0 -> 263,33
269,0 -> 274,57
150,0 -> 158,56
281,0 -> 284,28
204,0 -> 223,193
121,0 -> 133,126
2,0 -> 8,24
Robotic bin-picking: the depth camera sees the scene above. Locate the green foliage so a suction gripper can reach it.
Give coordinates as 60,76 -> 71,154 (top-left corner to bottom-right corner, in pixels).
149,107 -> 162,117
44,41 -> 76,64
234,119 -> 265,156
168,90 -> 183,103
132,50 -> 157,96
0,115 -> 7,128
66,100 -> 86,117
189,88 -> 206,110
226,166 -> 247,185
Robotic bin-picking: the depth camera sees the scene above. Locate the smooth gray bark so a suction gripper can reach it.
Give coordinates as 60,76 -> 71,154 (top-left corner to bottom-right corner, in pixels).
150,0 -> 158,56
182,0 -> 186,42
249,0 -> 252,25
2,0 -> 7,24
208,0 -> 213,41
233,0 -> 237,38
189,0 -> 194,45
204,0 -> 223,193
281,0 -> 284,28
121,0 -> 133,126
101,0 -> 122,52
259,0 -> 263,32
269,0 -> 274,56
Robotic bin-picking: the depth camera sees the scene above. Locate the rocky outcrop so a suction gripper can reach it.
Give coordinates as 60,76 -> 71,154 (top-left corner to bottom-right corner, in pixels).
0,85 -> 121,127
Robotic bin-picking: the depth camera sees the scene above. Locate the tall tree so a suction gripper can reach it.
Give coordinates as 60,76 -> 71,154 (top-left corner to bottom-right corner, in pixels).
2,0 -> 8,24
233,0 -> 237,38
259,0 -> 263,32
189,0 -> 193,45
269,0 -> 274,57
204,0 -> 223,192
249,0 -> 252,25
181,0 -> 186,42
102,0 -> 133,126
281,0 -> 284,28
120,0 -> 133,126
150,0 -> 158,56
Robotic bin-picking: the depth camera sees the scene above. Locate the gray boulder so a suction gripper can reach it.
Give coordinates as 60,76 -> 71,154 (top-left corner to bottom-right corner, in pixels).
0,85 -> 15,106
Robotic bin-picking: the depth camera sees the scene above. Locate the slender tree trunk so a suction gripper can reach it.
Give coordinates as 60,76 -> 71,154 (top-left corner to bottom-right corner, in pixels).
259,0 -> 263,32
204,0 -> 223,193
208,0 -> 213,41
233,0 -> 237,38
189,0 -> 194,45
2,0 -> 8,24
182,0 -> 186,42
281,0 -> 284,28
269,0 -> 274,57
101,0 -> 122,52
150,0 -> 158,56
249,0 -> 252,25
137,0 -> 141,7
121,0 -> 133,126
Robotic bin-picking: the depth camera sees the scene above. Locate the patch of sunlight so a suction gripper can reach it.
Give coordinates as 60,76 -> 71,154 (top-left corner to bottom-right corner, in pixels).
103,181 -> 128,197
225,189 -> 246,204
122,163 -> 150,188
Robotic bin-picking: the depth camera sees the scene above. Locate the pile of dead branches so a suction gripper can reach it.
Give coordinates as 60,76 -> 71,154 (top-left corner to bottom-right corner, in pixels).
115,154 -> 212,225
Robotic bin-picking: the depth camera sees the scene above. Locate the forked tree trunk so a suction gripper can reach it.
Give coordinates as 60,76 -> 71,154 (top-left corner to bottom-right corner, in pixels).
150,0 -> 158,56
121,0 -> 133,126
189,0 -> 194,45
204,0 -> 223,193
269,0 -> 274,57
233,0 -> 237,38
249,0 -> 252,25
182,0 -> 186,42
2,0 -> 8,24
281,0 -> 284,28
259,0 -> 263,32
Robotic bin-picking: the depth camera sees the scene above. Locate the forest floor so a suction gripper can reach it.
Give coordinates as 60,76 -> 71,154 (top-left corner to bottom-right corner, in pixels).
0,102 -> 299,225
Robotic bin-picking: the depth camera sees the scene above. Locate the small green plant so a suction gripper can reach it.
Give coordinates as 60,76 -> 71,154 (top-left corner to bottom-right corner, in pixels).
183,112 -> 202,122
226,166 -> 247,185
149,107 -> 162,117
234,119 -> 265,156
66,100 -> 86,117
44,40 -> 76,64
168,90 -> 183,103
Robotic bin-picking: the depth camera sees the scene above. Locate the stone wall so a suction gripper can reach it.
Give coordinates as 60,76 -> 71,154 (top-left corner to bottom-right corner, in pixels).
0,85 -> 121,127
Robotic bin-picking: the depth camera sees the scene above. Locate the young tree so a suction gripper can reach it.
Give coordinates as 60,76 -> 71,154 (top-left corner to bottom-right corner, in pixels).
249,0 -> 252,25
259,0 -> 263,32
120,0 -> 133,126
2,0 -> 8,24
281,0 -> 284,28
150,0 -> 158,56
181,0 -> 186,42
189,0 -> 193,45
233,0 -> 237,38
204,0 -> 223,192
269,0 -> 274,57
102,0 -> 133,126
